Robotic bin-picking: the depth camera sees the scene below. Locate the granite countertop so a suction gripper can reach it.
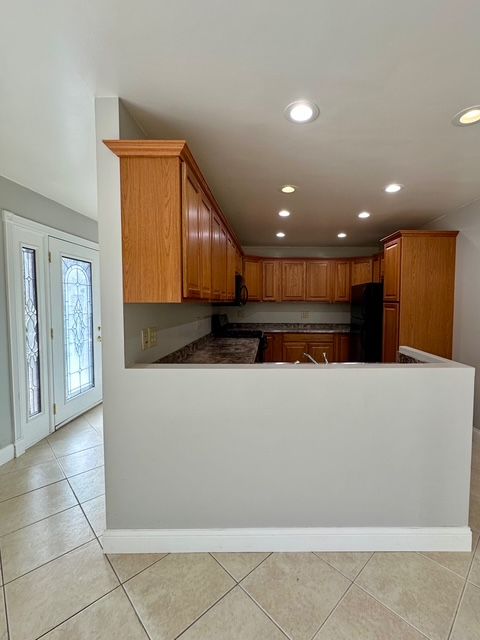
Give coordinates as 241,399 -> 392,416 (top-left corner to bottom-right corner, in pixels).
229,322 -> 351,334
156,334 -> 260,364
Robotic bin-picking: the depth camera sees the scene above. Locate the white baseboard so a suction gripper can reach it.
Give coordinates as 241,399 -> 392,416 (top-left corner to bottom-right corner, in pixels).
0,444 -> 15,466
103,526 -> 472,554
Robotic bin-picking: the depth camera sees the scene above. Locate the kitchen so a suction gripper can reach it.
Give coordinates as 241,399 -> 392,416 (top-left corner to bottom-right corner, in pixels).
106,139 -> 457,370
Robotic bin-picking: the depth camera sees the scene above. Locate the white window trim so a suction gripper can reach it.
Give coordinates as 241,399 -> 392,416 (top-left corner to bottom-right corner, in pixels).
2,210 -> 99,453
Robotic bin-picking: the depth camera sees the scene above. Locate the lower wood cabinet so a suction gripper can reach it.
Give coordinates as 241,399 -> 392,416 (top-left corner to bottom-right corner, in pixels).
264,332 -> 350,363
383,303 -> 400,363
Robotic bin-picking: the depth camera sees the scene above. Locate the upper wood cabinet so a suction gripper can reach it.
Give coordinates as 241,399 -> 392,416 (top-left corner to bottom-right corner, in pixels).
306,261 -> 331,302
381,230 -> 458,360
351,257 -> 373,286
235,250 -> 243,275
104,140 -> 242,303
182,168 -> 202,299
383,239 -> 401,301
243,258 -> 262,301
262,260 -> 281,301
198,193 -> 212,299
226,236 -> 236,300
372,253 -> 383,284
332,260 -> 351,302
282,261 -> 306,301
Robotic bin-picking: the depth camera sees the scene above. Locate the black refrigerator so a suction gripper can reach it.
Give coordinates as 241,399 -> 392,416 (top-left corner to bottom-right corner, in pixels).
349,283 -> 383,362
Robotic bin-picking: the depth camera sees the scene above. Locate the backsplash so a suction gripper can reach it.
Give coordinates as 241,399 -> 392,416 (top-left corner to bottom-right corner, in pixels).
216,302 -> 351,324
124,303 -> 213,365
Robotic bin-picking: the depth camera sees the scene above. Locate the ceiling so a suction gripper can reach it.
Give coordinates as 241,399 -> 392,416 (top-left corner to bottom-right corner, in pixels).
1,1 -> 480,246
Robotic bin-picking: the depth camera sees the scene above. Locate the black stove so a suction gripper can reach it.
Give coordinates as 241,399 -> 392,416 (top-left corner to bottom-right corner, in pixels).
211,315 -> 267,362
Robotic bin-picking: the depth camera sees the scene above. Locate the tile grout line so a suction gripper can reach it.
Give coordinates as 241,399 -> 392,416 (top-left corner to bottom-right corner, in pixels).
0,496 -> 80,538
0,547 -> 11,640
353,553 -> 432,640
309,581 -> 355,640
311,550 -> 373,581
238,582 -> 292,639
208,551 -> 273,584
446,533 -> 480,640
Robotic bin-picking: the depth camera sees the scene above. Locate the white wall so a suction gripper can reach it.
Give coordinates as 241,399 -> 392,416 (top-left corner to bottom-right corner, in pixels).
217,302 -> 350,324
97,99 -> 474,548
0,176 -> 97,449
424,198 -> 480,427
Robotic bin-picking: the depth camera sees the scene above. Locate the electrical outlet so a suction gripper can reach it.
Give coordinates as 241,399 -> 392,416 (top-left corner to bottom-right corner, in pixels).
301,311 -> 310,320
148,327 -> 158,347
141,329 -> 150,351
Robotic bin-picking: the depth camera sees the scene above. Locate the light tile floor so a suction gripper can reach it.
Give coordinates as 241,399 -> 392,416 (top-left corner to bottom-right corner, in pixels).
0,407 -> 479,640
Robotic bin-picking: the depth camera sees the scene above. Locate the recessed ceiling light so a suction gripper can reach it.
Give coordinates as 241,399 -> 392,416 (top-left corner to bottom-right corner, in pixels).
385,183 -> 403,193
452,106 -> 480,126
276,231 -> 286,238
358,211 -> 371,219
284,100 -> 319,124
337,232 -> 347,238
280,184 -> 296,194
278,210 -> 290,217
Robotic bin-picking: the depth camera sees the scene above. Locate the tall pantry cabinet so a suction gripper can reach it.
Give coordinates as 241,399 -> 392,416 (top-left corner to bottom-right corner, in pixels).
381,230 -> 458,361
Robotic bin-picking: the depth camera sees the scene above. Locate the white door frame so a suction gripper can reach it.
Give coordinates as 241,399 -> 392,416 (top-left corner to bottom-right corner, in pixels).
3,210 -> 100,455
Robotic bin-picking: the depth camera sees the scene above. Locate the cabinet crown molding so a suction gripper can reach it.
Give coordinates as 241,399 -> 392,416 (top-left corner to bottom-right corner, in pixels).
381,229 -> 459,244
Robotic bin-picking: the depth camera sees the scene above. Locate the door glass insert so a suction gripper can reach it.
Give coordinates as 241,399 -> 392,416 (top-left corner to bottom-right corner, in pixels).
62,257 -> 94,400
22,247 -> 41,417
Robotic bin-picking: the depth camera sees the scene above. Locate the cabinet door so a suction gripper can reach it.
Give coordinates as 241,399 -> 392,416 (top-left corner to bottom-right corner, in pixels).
372,254 -> 382,283
335,334 -> 350,362
332,260 -> 351,302
218,224 -> 227,300
198,194 -> 212,299
211,214 -> 223,300
351,258 -> 373,286
383,302 -> 400,362
182,170 -> 201,299
263,260 -> 281,301
305,261 -> 331,301
281,261 -> 306,301
383,240 -> 401,301
226,236 -> 236,300
243,259 -> 262,301
283,341 -> 308,363
309,341 -> 335,364
264,333 -> 283,362
235,250 -> 243,275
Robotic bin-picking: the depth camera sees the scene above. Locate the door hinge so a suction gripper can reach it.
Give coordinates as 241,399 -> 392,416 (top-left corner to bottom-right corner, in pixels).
48,251 -> 52,263
50,328 -> 54,339
53,403 -> 57,415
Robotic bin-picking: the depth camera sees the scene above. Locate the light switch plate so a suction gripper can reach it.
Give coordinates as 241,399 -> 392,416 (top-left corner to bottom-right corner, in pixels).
148,327 -> 158,347
141,329 -> 150,351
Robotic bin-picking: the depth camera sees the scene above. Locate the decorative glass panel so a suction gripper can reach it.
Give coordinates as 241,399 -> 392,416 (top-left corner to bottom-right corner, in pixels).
22,248 -> 41,417
62,257 -> 94,400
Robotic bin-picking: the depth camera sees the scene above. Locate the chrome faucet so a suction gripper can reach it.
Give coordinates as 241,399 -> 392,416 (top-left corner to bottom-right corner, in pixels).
303,352 -> 329,365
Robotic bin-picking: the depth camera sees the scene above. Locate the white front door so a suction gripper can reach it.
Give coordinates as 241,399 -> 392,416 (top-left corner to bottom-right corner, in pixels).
6,226 -> 51,448
49,238 -> 102,425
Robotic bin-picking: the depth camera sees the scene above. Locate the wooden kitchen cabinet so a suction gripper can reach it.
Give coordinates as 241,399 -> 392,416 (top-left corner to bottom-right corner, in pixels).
305,261 -> 331,302
381,230 -> 458,360
104,140 -> 243,303
335,334 -> 351,362
351,257 -> 373,286
198,193 -> 212,299
235,250 -> 243,275
283,341 -> 308,363
383,239 -> 401,301
262,260 -> 281,301
383,303 -> 400,363
332,260 -> 351,302
243,258 -> 262,301
309,340 -> 335,364
182,168 -> 202,299
281,261 -> 306,300
226,236 -> 236,300
264,333 -> 283,362
211,214 -> 227,300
